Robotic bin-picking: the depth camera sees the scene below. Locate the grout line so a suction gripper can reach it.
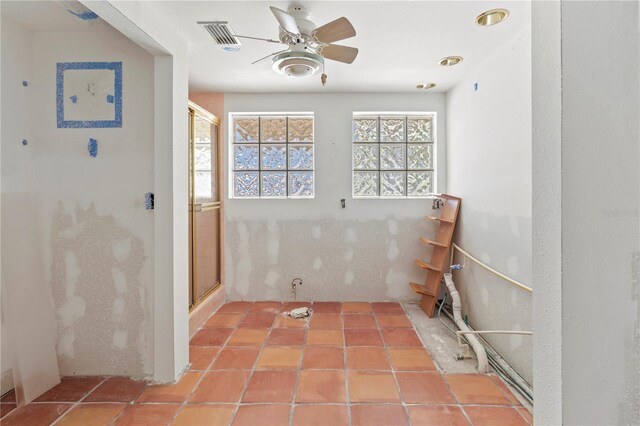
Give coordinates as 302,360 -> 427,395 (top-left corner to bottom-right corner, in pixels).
374,306 -> 412,426
343,303 -> 352,426
227,302 -> 280,426
49,376 -> 108,426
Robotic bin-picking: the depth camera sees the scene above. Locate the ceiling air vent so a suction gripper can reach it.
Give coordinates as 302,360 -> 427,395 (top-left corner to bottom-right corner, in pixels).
198,21 -> 241,47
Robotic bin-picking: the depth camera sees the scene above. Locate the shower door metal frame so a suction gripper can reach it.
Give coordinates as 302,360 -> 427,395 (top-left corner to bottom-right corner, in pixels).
188,101 -> 222,310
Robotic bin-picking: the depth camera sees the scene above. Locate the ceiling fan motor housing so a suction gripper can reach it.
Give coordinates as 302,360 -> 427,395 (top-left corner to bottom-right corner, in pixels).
272,50 -> 324,78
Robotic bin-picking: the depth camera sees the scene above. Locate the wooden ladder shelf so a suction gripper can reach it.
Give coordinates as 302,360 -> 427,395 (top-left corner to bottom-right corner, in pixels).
409,194 -> 461,317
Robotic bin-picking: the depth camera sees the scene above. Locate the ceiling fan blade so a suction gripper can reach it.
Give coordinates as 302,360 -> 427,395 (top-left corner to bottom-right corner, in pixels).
270,6 -> 300,35
321,44 -> 358,64
252,49 -> 288,65
313,17 -> 356,44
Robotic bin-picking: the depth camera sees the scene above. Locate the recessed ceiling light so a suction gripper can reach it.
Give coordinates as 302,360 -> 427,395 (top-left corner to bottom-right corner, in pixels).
416,83 -> 436,90
475,9 -> 510,26
439,56 -> 463,66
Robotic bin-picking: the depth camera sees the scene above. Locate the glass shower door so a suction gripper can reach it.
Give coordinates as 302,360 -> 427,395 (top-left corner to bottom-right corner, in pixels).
189,103 -> 221,308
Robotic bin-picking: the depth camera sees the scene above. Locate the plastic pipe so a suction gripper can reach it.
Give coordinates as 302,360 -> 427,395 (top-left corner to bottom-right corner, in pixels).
456,330 -> 533,336
443,273 -> 490,373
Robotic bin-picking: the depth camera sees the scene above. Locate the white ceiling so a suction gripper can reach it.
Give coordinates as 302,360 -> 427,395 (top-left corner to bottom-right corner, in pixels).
1,1 -> 531,94
1,1 -> 110,32
171,1 -> 531,93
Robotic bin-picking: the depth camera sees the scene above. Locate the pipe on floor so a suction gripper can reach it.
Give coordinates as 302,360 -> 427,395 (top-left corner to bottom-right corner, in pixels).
443,272 -> 490,373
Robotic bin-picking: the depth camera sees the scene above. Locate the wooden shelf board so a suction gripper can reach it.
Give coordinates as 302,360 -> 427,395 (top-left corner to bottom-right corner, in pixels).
419,237 -> 447,248
414,260 -> 442,272
425,215 -> 454,223
409,282 -> 434,297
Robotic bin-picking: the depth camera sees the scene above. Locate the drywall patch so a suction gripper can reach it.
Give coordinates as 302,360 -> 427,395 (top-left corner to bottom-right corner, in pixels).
234,222 -> 253,297
266,219 -> 280,265
344,270 -> 354,285
311,225 -> 321,239
50,202 -> 146,375
312,257 -> 323,270
388,239 -> 399,260
388,219 -> 398,236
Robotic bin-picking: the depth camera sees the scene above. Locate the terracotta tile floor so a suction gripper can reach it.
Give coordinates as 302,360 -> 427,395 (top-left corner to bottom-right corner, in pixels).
0,302 -> 532,425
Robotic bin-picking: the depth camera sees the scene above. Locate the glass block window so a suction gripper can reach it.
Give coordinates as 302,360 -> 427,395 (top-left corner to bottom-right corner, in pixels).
231,114 -> 314,198
352,114 -> 435,198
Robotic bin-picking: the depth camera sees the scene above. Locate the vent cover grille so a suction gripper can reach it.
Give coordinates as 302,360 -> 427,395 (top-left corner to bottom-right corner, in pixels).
198,21 -> 241,46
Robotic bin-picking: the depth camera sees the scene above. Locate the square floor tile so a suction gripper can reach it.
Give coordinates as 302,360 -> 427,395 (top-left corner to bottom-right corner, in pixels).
239,313 -> 276,328
57,403 -> 125,426
35,377 -> 104,402
211,347 -> 260,369
205,313 -> 244,328
293,405 -> 348,426
84,377 -> 147,402
114,404 -> 180,426
249,301 -> 282,313
306,329 -> 343,346
346,347 -> 390,370
463,406 -> 529,426
227,328 -> 269,346
371,302 -> 404,314
311,302 -> 342,313
348,371 -> 401,402
0,404 -> 17,419
342,302 -> 371,313
344,314 -> 377,329
309,313 -> 342,329
396,372 -> 456,404
188,346 -> 220,370
282,301 -> 312,311
344,329 -> 384,346
274,316 -> 307,329
190,328 -> 233,346
296,370 -> 346,403
266,329 -> 305,346
190,370 -> 251,403
1,404 -> 71,426
387,348 -> 436,371
408,405 -> 469,426
172,405 -> 236,426
381,328 -> 423,347
376,314 -> 412,328
517,408 -> 533,425
302,346 -> 344,369
136,371 -> 201,403
256,347 -> 302,369
445,374 -> 513,405
242,370 -> 297,402
490,375 -> 523,406
217,301 -> 253,313
232,405 -> 291,426
1,390 -> 16,403
350,405 -> 408,426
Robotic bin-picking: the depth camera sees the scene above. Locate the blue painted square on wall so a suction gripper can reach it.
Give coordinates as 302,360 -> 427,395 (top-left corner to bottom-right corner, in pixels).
56,62 -> 122,128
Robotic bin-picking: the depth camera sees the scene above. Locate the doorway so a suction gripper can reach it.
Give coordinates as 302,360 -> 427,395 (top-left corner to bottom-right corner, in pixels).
188,101 -> 222,309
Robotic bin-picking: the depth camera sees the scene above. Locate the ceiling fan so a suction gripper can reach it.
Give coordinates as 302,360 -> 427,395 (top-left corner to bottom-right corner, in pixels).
226,5 -> 358,86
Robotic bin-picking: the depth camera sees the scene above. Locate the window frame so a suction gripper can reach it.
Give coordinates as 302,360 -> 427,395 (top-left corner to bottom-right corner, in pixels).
351,111 -> 437,199
228,112 -> 316,200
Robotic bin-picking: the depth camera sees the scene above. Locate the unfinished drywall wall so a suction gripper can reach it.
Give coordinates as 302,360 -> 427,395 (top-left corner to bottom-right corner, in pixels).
223,93 -> 445,302
561,1 -> 639,424
1,14 -> 61,402
445,21 -> 532,383
0,14 -> 155,377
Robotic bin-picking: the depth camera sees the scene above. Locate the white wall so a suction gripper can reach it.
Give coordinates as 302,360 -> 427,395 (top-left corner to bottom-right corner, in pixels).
223,93 -> 444,302
561,1 -> 639,424
1,15 -> 156,378
445,23 -> 532,383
